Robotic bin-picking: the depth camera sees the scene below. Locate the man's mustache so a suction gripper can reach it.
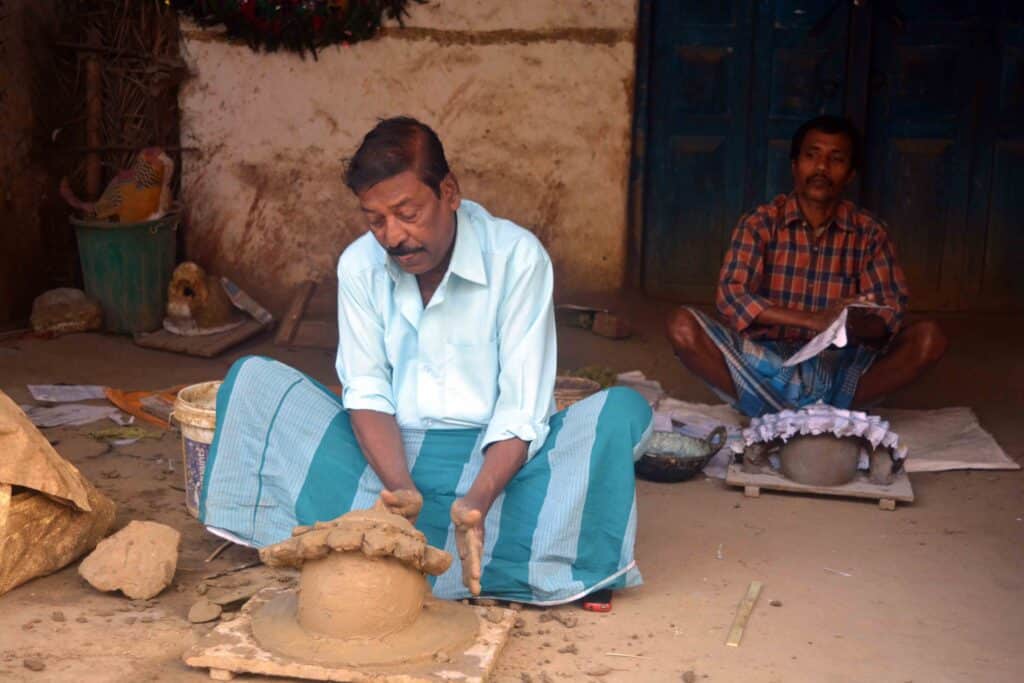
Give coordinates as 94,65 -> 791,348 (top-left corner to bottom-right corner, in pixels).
808,174 -> 833,186
388,246 -> 425,257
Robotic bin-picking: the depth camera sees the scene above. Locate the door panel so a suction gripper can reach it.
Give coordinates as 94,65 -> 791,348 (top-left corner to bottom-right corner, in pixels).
642,0 -> 755,301
748,0 -> 849,205
974,18 -> 1024,310
861,5 -> 986,309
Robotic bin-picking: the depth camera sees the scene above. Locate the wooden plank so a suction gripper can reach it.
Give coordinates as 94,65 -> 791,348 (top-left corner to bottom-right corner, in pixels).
274,281 -> 316,346
289,319 -> 338,350
304,280 -> 338,317
134,320 -> 268,358
725,581 -> 762,647
725,464 -> 914,504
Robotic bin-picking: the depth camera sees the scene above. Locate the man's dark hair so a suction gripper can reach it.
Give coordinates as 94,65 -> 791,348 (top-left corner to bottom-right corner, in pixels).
790,115 -> 862,170
344,116 -> 451,197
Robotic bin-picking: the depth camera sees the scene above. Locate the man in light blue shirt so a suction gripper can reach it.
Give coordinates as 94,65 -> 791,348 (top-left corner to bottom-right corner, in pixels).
200,118 -> 653,604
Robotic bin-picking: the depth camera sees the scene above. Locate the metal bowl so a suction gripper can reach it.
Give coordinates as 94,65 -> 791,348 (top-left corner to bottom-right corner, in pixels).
635,426 -> 727,483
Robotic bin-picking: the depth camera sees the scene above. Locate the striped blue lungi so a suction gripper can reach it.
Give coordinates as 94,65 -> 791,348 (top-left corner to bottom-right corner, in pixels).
686,308 -> 878,418
199,356 -> 653,605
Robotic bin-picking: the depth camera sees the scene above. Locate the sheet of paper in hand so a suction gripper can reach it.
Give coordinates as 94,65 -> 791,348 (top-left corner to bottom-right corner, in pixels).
783,302 -> 891,367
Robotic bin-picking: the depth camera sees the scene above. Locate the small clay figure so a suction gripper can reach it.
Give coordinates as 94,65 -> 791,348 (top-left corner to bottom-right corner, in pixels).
165,262 -> 241,334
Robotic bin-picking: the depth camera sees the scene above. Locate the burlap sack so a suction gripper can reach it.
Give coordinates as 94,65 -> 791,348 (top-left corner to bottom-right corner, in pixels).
0,390 -> 116,596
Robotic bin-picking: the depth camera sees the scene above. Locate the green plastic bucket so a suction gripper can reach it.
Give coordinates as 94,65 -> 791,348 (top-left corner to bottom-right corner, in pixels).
71,213 -> 178,334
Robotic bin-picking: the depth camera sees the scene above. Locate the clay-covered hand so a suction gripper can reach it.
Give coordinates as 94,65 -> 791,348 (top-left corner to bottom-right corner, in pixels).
450,499 -> 484,596
374,488 -> 423,523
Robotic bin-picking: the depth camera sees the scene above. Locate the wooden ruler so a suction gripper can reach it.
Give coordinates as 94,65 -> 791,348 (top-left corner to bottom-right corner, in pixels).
725,580 -> 763,647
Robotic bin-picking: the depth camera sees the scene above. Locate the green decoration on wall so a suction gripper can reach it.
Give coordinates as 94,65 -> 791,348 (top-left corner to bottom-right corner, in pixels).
172,0 -> 425,58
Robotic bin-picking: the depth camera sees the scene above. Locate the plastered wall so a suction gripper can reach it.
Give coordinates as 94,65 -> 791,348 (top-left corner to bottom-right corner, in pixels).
178,0 -> 637,314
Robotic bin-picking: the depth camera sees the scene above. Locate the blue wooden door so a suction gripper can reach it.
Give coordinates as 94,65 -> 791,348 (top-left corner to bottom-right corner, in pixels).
862,2 -> 996,310
968,5 -> 1024,311
639,0 -> 1023,311
642,0 -> 851,301
641,1 -> 757,303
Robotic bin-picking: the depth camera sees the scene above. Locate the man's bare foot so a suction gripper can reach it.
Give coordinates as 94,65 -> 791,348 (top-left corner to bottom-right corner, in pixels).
374,488 -> 423,523
451,499 -> 484,595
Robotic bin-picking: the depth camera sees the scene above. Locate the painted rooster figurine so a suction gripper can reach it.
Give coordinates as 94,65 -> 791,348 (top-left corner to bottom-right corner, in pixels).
60,147 -> 174,222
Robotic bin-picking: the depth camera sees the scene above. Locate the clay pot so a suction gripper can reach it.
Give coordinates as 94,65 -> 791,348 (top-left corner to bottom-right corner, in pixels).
779,434 -> 860,486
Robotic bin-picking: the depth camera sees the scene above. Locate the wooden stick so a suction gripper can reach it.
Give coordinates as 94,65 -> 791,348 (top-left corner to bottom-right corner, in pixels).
85,34 -> 103,199
275,281 -> 317,346
56,40 -> 186,65
204,540 -> 232,563
69,145 -> 199,153
725,580 -> 763,647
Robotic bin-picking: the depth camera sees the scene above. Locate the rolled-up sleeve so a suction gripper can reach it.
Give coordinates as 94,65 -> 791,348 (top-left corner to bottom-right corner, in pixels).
860,226 -> 909,335
716,215 -> 772,332
335,261 -> 395,414
481,239 -> 556,460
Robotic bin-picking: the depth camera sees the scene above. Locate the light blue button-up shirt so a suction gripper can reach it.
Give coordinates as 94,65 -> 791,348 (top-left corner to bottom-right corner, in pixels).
335,199 -> 557,458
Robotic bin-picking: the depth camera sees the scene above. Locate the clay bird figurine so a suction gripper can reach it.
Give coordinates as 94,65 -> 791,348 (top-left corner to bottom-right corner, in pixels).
60,147 -> 174,222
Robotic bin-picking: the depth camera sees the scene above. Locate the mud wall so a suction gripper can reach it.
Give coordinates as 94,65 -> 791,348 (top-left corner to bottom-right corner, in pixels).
179,1 -> 637,314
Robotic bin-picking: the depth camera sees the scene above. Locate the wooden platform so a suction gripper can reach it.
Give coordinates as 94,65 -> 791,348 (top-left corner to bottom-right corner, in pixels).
184,587 -> 515,682
134,319 -> 270,357
725,463 -> 914,510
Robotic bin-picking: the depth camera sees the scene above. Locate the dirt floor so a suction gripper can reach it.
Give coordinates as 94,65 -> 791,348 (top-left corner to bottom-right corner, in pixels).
0,293 -> 1021,682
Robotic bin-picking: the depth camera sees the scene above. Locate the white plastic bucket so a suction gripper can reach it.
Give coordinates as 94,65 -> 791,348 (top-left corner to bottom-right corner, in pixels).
172,381 -> 221,518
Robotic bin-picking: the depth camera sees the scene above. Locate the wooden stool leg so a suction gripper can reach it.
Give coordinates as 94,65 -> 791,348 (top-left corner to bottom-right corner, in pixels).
744,486 -> 760,498
878,498 -> 896,511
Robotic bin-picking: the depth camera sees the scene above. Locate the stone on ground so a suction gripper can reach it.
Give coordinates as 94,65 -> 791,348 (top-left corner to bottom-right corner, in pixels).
78,520 -> 181,599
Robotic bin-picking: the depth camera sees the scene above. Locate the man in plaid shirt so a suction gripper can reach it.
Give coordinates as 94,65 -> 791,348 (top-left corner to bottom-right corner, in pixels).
666,116 -> 947,417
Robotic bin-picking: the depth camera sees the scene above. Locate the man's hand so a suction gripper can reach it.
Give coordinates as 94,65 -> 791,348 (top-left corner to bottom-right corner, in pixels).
374,488 -> 423,523
451,499 -> 484,595
808,293 -> 877,333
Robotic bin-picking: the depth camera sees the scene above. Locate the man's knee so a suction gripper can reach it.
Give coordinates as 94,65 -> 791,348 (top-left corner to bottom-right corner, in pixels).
903,320 -> 948,366
666,308 -> 703,352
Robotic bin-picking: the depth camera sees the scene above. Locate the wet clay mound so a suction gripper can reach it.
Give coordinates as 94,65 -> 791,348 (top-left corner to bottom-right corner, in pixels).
259,508 -> 451,575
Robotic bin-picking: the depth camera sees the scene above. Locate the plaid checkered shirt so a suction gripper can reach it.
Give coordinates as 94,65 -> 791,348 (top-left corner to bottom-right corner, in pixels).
716,193 -> 909,341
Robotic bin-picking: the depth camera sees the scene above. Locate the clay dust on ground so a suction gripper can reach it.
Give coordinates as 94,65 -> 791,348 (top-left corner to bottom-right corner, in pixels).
0,297 -> 1022,682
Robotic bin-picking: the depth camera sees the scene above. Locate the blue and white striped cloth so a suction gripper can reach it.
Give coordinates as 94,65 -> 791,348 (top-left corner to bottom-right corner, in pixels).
200,356 -> 653,605
686,307 -> 878,418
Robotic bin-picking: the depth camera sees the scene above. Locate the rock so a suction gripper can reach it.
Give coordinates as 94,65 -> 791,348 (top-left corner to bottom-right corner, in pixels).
30,288 -> 102,335
124,616 -> 137,625
583,664 -> 612,677
484,607 -> 505,624
682,671 -> 697,683
770,599 -> 783,607
75,616 -> 88,623
519,673 -> 533,683
23,658 -> 46,672
558,643 -> 578,655
206,584 -> 261,608
140,615 -> 155,623
188,598 -> 222,623
78,521 -> 181,600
